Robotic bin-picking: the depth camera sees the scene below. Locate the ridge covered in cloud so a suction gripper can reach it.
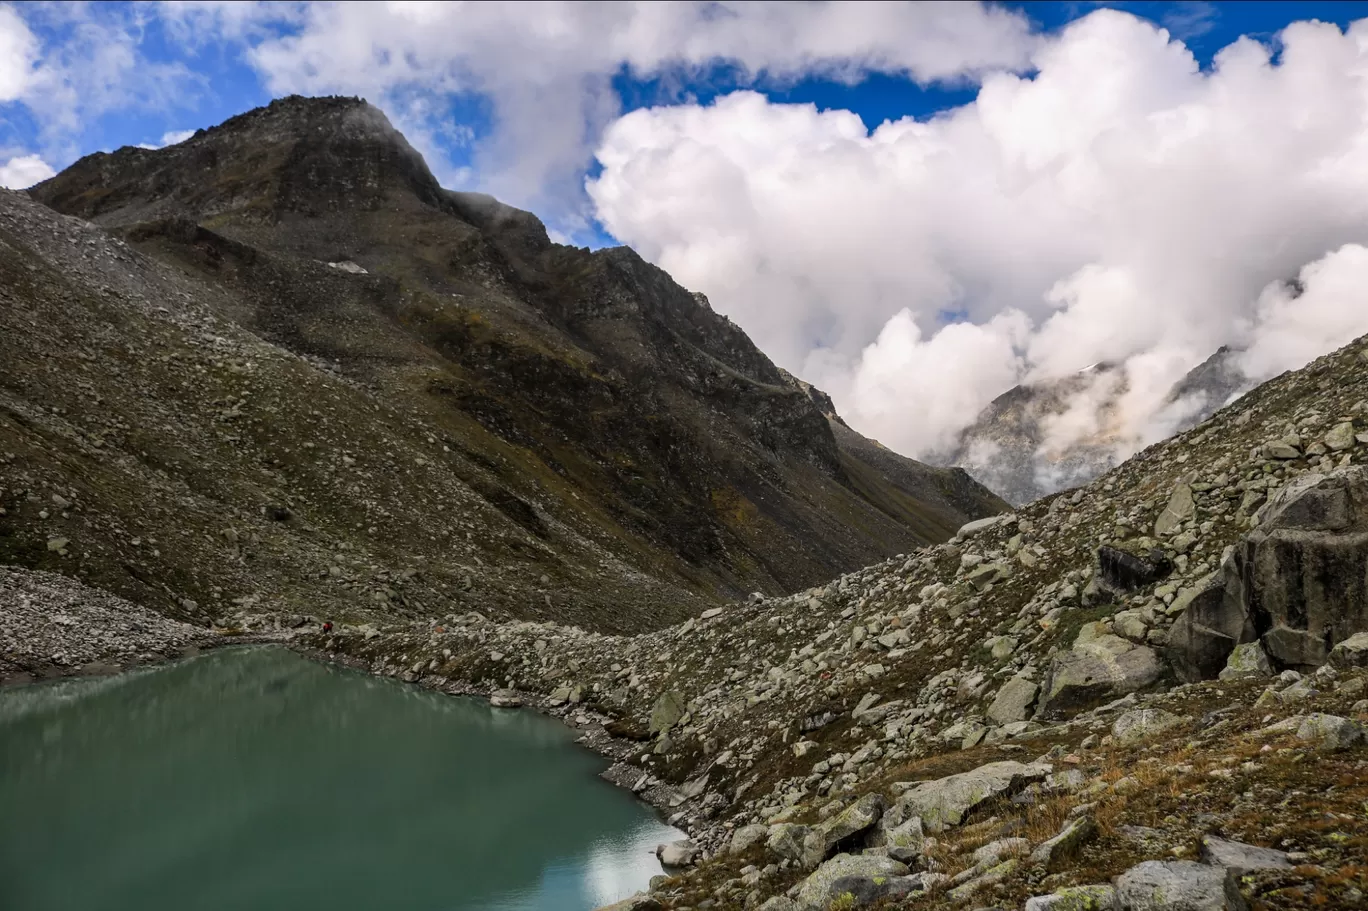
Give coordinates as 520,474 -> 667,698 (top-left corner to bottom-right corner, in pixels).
589,10 -> 1368,463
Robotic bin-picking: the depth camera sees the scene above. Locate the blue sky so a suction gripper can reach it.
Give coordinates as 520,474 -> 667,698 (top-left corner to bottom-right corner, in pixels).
5,1 -> 1368,237
8,1 -> 1368,464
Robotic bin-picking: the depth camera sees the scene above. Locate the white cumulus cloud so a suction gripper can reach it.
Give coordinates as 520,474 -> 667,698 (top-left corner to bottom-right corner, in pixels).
230,1 -> 1036,229
589,10 -> 1368,462
0,153 -> 55,189
0,3 -> 39,102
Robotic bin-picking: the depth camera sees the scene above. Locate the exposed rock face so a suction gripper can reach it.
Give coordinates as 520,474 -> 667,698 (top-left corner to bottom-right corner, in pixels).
1114,860 -> 1248,911
940,365 -> 1124,506
1111,708 -> 1183,746
1038,634 -> 1162,717
887,761 -> 1051,833
1198,836 -> 1292,876
1096,544 -> 1174,594
943,349 -> 1251,506
1169,466 -> 1368,678
987,675 -> 1040,724
791,853 -> 912,910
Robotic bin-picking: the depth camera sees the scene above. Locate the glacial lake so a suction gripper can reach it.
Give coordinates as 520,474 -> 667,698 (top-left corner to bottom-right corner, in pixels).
0,646 -> 679,911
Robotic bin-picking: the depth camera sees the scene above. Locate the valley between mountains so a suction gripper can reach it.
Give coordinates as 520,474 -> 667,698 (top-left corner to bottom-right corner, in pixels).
2,97 -> 1367,911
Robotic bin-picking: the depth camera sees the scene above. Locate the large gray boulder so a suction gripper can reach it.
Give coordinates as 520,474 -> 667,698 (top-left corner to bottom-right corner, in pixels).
729,824 -> 770,855
1295,713 -> 1366,750
1166,571 -> 1254,682
1112,708 -> 1183,746
792,853 -> 914,910
1096,543 -> 1175,595
1217,642 -> 1272,680
1038,633 -> 1162,717
1198,835 -> 1292,875
1154,482 -> 1197,537
987,675 -> 1040,724
1329,631 -> 1368,668
807,792 -> 884,861
767,823 -> 820,869
655,839 -> 698,868
1114,860 -> 1248,910
1168,467 -> 1368,679
887,760 -> 1051,833
648,690 -> 687,734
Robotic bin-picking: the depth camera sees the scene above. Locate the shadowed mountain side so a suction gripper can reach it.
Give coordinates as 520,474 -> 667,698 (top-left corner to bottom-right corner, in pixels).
14,95 -> 1005,633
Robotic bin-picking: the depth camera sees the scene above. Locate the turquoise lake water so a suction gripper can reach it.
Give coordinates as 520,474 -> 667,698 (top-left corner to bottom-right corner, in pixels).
0,646 -> 679,911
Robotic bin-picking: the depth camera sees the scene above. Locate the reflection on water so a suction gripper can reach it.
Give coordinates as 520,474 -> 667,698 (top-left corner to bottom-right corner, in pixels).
0,646 -> 679,911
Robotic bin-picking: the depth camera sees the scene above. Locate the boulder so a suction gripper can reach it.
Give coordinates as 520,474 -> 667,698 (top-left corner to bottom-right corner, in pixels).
809,793 -> 884,860
879,814 -> 925,851
1114,860 -> 1248,910
888,760 -> 1051,833
655,839 -> 698,868
729,824 -> 770,856
1198,835 -> 1292,875
1328,631 -> 1368,668
990,635 -> 1019,659
792,853 -> 912,910
488,688 -> 523,708
1096,544 -> 1175,594
1038,635 -> 1162,717
1217,642 -> 1272,680
1263,440 -> 1301,460
1025,885 -> 1118,910
1169,467 -> 1368,678
1030,815 -> 1098,872
1325,421 -> 1357,452
1295,713 -> 1365,750
987,675 -> 1039,724
767,823 -> 820,868
1154,483 -> 1196,537
648,690 -> 686,734
1113,610 -> 1149,642
1261,626 -> 1329,669
1166,571 -> 1254,682
1112,708 -> 1183,746
955,514 -> 1013,540
965,562 -> 1011,591
1244,468 -> 1368,666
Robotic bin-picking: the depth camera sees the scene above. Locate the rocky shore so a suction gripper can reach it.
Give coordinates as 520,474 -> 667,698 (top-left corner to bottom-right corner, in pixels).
0,567 -> 219,686
294,334 -> 1368,909
8,316 -> 1368,911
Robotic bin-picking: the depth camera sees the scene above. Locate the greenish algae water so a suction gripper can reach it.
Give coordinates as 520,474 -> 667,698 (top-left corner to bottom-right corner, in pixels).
0,646 -> 680,911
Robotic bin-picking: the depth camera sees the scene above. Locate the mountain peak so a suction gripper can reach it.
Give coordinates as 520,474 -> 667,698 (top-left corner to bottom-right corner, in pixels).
32,95 -> 450,226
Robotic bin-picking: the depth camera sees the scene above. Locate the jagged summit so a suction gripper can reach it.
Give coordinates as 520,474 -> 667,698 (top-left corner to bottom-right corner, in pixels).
38,96 -> 444,222
946,351 -> 1255,506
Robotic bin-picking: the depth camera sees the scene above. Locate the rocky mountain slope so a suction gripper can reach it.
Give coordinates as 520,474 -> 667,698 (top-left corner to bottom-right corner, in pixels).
2,95 -> 1003,637
6,94 -> 1367,911
301,331 -> 1368,909
946,350 -> 1251,506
